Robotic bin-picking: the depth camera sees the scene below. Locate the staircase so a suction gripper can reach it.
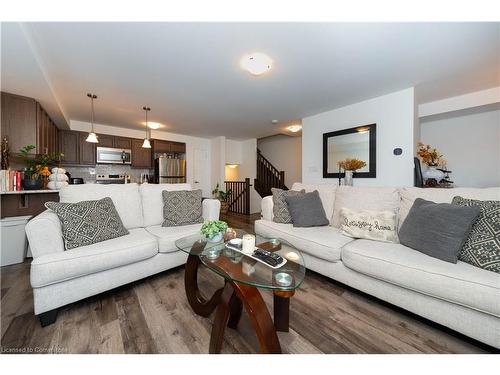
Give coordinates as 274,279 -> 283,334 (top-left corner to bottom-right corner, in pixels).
254,149 -> 287,198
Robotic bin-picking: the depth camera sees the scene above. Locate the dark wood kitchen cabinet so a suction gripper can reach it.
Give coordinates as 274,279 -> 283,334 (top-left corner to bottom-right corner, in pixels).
58,130 -> 79,165
1,92 -> 59,157
96,134 -> 114,148
78,132 -> 96,165
131,139 -> 152,168
114,137 -> 132,150
170,141 -> 186,153
59,131 -> 95,166
1,92 -> 38,155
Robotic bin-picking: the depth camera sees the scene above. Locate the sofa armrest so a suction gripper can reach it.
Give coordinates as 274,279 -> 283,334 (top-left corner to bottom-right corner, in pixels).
202,199 -> 221,221
261,195 -> 273,221
25,210 -> 65,258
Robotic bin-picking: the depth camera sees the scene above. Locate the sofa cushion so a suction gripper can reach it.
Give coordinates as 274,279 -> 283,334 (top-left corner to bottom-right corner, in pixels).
286,190 -> 330,227
45,197 -> 129,250
452,196 -> 500,274
340,208 -> 399,243
398,187 -> 500,230
332,186 -> 400,228
272,188 -> 305,224
254,219 -> 354,262
58,183 -> 143,229
399,198 -> 480,263
342,239 -> 500,317
146,223 -> 203,254
30,228 -> 158,288
140,183 -> 192,227
162,189 -> 203,227
291,183 -> 337,224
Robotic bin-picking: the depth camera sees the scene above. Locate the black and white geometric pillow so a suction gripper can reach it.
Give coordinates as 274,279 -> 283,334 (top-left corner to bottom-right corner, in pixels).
45,197 -> 129,250
271,188 -> 305,224
452,196 -> 500,274
162,189 -> 203,227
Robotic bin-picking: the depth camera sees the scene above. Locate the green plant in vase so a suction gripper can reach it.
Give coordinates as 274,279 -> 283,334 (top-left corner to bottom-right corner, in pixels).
19,144 -> 64,190
201,220 -> 228,243
212,183 -> 232,214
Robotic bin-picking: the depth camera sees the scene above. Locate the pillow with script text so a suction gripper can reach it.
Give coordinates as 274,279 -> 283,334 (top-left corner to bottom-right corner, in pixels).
340,207 -> 399,243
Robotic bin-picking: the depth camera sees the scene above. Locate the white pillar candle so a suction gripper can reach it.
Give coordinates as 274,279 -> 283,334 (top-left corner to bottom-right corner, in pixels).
242,234 -> 256,254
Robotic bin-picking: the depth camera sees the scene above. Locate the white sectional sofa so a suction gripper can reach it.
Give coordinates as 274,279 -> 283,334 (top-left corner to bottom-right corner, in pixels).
255,183 -> 500,349
25,183 -> 220,326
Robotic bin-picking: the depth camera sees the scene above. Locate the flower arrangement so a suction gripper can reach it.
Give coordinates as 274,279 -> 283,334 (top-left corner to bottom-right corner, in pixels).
338,158 -> 367,171
201,220 -> 228,242
416,142 -> 444,167
19,145 -> 63,180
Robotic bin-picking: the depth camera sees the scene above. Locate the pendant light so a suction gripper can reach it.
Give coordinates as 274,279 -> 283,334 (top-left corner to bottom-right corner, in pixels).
85,93 -> 99,143
142,106 -> 152,148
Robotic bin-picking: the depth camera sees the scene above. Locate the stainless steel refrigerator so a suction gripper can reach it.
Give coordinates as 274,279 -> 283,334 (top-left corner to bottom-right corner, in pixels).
154,157 -> 186,183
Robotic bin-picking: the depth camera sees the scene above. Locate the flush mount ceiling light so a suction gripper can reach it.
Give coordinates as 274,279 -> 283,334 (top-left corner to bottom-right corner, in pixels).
240,53 -> 273,76
85,93 -> 99,143
142,106 -> 152,149
146,122 -> 161,130
286,124 -> 302,133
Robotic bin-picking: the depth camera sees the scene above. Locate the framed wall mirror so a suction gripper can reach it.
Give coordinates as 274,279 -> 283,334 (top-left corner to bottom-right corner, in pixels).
323,123 -> 376,178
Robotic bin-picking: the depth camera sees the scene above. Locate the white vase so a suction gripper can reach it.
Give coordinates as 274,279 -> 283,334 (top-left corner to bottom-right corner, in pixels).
423,166 -> 444,181
207,232 -> 223,243
344,170 -> 353,186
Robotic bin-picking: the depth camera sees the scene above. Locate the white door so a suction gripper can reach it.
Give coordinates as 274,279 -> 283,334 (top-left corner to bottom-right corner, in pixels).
193,148 -> 209,196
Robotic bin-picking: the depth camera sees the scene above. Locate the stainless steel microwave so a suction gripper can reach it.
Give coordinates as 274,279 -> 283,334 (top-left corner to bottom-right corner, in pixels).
96,147 -> 132,165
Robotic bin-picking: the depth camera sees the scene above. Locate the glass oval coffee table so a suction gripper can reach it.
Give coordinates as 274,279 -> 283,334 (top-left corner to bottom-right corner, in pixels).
175,230 -> 306,354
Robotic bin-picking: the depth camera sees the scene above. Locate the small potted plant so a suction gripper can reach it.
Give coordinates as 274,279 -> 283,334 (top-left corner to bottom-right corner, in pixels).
338,158 -> 367,186
201,220 -> 228,243
212,183 -> 232,214
19,145 -> 63,190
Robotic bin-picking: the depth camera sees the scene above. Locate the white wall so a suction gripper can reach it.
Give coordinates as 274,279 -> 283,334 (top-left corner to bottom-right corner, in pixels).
420,108 -> 500,188
257,135 -> 302,187
238,138 -> 261,214
70,120 -> 212,196
302,88 -> 416,187
210,136 -> 226,193
225,139 -> 242,165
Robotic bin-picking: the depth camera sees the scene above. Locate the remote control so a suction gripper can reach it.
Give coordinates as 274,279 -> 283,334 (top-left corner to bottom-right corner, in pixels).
253,248 -> 284,267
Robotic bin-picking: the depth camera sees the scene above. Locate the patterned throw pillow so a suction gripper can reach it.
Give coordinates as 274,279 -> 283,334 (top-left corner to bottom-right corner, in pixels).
45,197 -> 129,250
162,189 -> 203,227
340,208 -> 399,243
452,196 -> 500,273
271,188 -> 305,224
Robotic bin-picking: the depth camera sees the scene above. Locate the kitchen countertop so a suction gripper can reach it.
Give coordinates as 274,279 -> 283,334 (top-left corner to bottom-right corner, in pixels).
1,189 -> 60,195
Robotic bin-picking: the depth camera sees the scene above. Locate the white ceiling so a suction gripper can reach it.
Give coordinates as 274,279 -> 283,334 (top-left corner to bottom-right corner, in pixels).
1,22 -> 499,139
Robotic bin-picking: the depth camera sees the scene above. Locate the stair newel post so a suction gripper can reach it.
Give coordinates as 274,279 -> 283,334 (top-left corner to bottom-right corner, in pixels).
245,178 -> 250,215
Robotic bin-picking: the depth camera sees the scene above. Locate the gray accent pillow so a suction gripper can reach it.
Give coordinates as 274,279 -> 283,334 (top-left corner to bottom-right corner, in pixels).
162,189 -> 203,227
285,190 -> 329,228
271,188 -> 305,224
452,196 -> 500,274
45,197 -> 129,250
399,198 -> 480,263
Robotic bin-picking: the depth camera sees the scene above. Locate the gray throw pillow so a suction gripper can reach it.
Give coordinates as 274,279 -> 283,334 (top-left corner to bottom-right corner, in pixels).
452,196 -> 500,273
285,190 -> 330,227
162,189 -> 203,227
399,198 -> 480,263
271,188 -> 305,224
45,197 -> 129,250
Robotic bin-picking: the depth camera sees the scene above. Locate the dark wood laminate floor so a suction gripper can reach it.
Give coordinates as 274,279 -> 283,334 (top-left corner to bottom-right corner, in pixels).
0,212 -> 494,354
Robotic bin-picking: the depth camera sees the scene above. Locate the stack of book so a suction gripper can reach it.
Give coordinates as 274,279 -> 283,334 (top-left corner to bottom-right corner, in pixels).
0,170 -> 23,192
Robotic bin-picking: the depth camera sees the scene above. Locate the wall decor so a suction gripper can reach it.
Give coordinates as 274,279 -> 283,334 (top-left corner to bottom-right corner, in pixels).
323,123 -> 376,178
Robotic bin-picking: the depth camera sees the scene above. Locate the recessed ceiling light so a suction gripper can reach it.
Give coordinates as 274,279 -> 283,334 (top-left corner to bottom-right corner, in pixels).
286,124 -> 302,133
143,121 -> 161,129
240,53 -> 273,76
271,120 -> 278,124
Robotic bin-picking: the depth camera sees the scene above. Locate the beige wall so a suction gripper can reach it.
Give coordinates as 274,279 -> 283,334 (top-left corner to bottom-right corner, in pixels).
258,134 -> 302,188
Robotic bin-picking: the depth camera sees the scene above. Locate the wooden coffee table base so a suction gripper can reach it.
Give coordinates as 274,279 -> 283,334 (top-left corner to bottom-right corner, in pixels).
184,252 -> 291,354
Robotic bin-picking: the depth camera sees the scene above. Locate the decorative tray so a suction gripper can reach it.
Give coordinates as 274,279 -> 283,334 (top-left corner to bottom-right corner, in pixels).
224,242 -> 287,269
